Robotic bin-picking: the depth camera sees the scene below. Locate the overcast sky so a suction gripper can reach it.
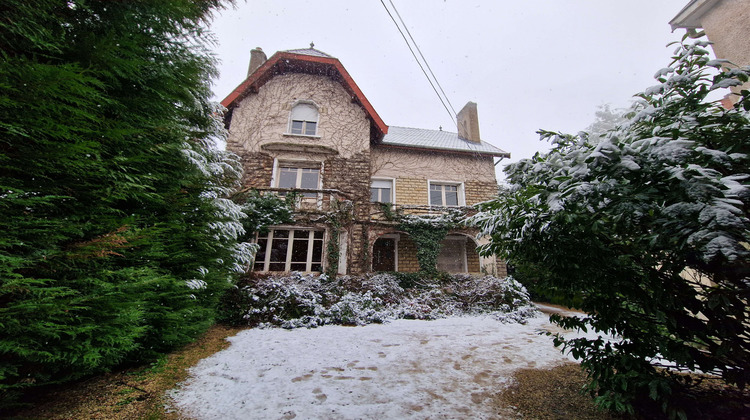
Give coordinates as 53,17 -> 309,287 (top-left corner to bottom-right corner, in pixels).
208,0 -> 697,179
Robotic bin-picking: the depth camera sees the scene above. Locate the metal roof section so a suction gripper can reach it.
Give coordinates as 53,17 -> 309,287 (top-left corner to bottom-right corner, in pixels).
670,0 -> 720,30
380,126 -> 510,158
283,47 -> 334,58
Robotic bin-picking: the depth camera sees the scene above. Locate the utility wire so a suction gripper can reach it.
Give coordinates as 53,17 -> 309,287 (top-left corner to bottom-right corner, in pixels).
387,0 -> 457,117
379,0 -> 456,127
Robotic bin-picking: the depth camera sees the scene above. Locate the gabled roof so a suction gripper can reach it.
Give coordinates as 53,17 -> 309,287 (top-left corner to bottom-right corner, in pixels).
221,48 -> 388,139
379,126 -> 510,158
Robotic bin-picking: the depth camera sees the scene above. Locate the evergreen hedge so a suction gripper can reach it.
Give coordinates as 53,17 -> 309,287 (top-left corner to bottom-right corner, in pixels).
0,0 -> 243,406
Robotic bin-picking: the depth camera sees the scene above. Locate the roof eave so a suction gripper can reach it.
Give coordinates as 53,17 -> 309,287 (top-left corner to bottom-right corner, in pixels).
669,0 -> 720,30
376,143 -> 510,159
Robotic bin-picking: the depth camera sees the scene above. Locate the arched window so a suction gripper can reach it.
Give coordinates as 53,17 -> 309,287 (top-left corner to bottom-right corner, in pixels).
289,102 -> 318,135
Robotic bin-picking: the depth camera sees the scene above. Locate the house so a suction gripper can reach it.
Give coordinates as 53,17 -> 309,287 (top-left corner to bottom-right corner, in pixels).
670,0 -> 750,106
221,46 -> 509,276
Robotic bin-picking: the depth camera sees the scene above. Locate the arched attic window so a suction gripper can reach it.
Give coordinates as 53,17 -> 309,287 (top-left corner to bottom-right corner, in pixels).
289,102 -> 319,136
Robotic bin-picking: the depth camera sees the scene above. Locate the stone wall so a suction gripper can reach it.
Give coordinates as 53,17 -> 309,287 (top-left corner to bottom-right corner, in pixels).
372,147 -> 498,206
226,73 -> 370,159
394,177 -> 429,206
700,0 -> 750,101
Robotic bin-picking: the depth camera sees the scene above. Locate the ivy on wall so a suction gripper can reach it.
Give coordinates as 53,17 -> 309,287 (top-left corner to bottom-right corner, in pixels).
396,209 -> 466,275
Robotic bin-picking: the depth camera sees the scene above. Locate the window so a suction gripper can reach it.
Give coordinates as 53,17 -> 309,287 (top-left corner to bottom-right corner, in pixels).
289,102 -> 318,135
254,229 -> 324,272
370,179 -> 393,203
429,182 -> 461,206
277,164 -> 320,198
437,237 -> 467,273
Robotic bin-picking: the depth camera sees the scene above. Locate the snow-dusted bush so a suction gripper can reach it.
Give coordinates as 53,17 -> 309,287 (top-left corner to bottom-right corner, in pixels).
218,272 -> 537,328
471,39 -> 750,416
326,292 -> 391,326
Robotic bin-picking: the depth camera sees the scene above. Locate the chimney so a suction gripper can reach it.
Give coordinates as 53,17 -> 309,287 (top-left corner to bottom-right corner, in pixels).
247,47 -> 267,77
457,101 -> 481,143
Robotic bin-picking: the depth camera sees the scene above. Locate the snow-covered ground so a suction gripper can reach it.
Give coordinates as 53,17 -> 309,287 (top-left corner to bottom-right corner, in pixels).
168,311 -> 590,419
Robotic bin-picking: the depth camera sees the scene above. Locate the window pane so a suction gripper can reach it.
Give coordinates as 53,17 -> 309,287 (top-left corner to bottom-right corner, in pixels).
381,188 -> 391,203
304,121 -> 316,135
253,262 -> 265,271
273,230 -> 290,238
371,188 -> 379,202
291,120 -> 303,134
430,184 -> 441,191
269,237 -> 288,262
291,239 -> 309,262
255,238 -> 267,262
311,263 -> 323,272
312,239 -> 323,262
269,262 -> 285,271
314,231 -> 324,239
430,189 -> 443,206
445,189 -> 458,206
278,168 -> 297,189
300,169 -> 318,189
290,263 -> 306,271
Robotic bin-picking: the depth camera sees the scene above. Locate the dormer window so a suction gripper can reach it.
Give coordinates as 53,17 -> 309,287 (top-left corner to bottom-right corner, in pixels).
289,102 -> 318,136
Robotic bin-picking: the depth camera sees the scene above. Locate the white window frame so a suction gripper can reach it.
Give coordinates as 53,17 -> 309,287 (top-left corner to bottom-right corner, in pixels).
370,177 -> 396,204
254,227 -> 325,272
271,158 -> 323,205
427,180 -> 465,207
286,100 -> 320,137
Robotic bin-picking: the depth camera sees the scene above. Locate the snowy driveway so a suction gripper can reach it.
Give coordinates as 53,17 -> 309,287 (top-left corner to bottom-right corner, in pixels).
168,312 -> 582,419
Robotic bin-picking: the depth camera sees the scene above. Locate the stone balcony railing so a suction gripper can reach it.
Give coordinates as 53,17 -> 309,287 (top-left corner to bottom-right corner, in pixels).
368,202 -> 478,223
239,187 -> 353,213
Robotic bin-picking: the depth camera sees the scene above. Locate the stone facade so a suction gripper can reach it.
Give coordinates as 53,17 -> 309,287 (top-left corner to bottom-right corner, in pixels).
223,49 -> 508,277
671,0 -> 750,104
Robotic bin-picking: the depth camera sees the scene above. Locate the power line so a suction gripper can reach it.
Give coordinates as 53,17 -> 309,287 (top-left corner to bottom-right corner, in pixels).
379,0 -> 456,127
387,0 -> 457,117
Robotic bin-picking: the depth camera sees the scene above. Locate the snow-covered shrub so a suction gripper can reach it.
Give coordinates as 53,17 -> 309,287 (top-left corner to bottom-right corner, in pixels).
219,272 -> 538,328
335,273 -> 404,304
325,292 -> 390,325
236,273 -> 326,327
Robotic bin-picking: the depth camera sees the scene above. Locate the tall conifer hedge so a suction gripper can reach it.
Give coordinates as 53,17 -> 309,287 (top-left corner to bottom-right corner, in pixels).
0,0 -> 245,404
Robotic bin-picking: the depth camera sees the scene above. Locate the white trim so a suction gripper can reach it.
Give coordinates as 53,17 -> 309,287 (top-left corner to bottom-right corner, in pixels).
427,180 -> 465,207
338,230 -> 348,275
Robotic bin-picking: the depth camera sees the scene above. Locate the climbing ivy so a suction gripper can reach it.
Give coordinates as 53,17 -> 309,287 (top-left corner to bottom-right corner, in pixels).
397,209 -> 466,275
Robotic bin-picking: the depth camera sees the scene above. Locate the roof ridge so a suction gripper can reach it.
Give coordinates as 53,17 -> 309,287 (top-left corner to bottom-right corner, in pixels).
283,47 -> 334,58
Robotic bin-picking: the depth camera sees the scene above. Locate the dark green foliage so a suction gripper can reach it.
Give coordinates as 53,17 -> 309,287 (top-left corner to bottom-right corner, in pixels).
473,38 -> 750,418
0,0 -> 237,406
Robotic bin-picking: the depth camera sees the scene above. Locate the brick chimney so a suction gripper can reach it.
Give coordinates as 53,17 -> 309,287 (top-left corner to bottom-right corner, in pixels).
247,47 -> 267,77
457,101 -> 481,143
